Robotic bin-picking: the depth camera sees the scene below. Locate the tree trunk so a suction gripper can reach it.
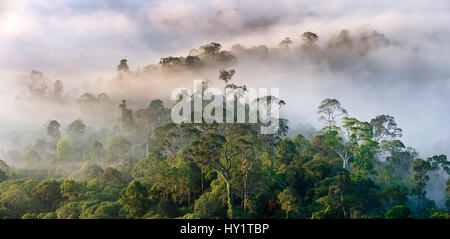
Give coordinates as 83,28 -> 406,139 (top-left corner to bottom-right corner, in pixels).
270,148 -> 275,168
243,174 -> 248,210
201,168 -> 205,191
341,192 -> 347,219
187,190 -> 191,208
226,180 -> 233,219
145,128 -> 149,158
417,195 -> 421,212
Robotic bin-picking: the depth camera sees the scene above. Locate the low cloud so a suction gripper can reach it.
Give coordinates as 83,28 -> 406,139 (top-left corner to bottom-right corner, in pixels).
1,0 -> 450,156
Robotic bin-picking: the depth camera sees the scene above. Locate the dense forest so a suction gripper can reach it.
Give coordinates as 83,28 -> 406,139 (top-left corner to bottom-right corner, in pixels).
1,33 -> 450,220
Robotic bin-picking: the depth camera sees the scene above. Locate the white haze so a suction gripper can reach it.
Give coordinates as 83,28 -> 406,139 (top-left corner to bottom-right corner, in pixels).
0,0 -> 450,162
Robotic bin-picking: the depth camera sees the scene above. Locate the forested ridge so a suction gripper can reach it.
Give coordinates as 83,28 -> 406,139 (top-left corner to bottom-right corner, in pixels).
1,36 -> 450,219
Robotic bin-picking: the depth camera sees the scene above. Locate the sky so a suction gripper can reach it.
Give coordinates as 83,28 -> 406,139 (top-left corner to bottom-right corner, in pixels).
1,0 -> 450,157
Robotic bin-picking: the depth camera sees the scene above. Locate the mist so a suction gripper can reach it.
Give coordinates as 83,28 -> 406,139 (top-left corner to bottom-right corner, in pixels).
2,0 -> 450,155
0,0 -> 449,218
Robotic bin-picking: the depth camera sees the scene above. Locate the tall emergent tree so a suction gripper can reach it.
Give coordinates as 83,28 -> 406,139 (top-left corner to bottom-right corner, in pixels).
317,98 -> 348,130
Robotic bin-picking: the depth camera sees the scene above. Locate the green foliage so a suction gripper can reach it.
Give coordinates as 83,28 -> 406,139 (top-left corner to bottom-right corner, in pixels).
94,168 -> 126,188
118,100 -> 135,130
157,199 -> 179,218
60,179 -> 80,202
56,202 -> 81,219
446,178 -> 450,211
70,163 -> 103,181
1,93 -> 449,220
119,181 -> 150,218
66,119 -> 86,139
385,205 -> 412,219
21,213 -> 38,219
429,212 -> 450,219
56,139 -> 72,161
278,187 -> 299,219
276,138 -> 297,166
89,140 -> 104,159
31,179 -> 61,210
0,160 -> 14,179
378,184 -> 408,209
106,135 -> 131,156
47,120 -> 61,141
0,185 -> 32,218
194,179 -> 227,218
115,157 -> 138,182
80,201 -> 123,219
0,170 -> 8,183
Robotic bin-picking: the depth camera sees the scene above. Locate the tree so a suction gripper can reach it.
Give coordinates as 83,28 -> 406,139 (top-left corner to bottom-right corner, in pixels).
56,138 -> 72,161
314,173 -> 354,219
31,179 -> 61,210
324,130 -> 354,169
370,115 -> 402,143
53,80 -> 64,96
278,187 -> 299,219
21,70 -> 48,96
185,123 -> 221,192
0,160 -> 14,179
279,37 -> 293,49
66,119 -> 86,139
95,168 -> 126,188
382,140 -> 415,176
379,184 -> 408,210
148,99 -> 166,126
200,42 -> 222,57
411,155 -> 450,213
219,69 -> 236,86
276,138 -> 297,166
70,164 -> 103,181
185,55 -> 202,67
430,212 -> 450,219
106,136 -> 131,156
317,98 -> 347,129
303,154 -> 339,182
60,179 -> 80,202
56,202 -> 81,219
234,135 -> 258,210
325,116 -> 375,170
80,201 -> 123,219
117,59 -> 129,72
293,134 -> 310,154
217,51 -> 237,64
219,68 -> 237,111
153,123 -> 183,162
257,95 -> 288,167
89,140 -> 104,160
177,154 -> 202,208
116,157 -> 139,182
411,158 -> 433,212
194,179 -> 227,218
0,170 -> 7,183
428,155 -> 450,175
119,181 -> 150,218
446,178 -> 450,211
301,32 -> 319,43
47,120 -> 61,141
0,185 -> 31,218
159,56 -> 182,69
118,100 -> 136,130
193,125 -> 233,216
385,205 -> 412,219
342,117 -> 376,174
